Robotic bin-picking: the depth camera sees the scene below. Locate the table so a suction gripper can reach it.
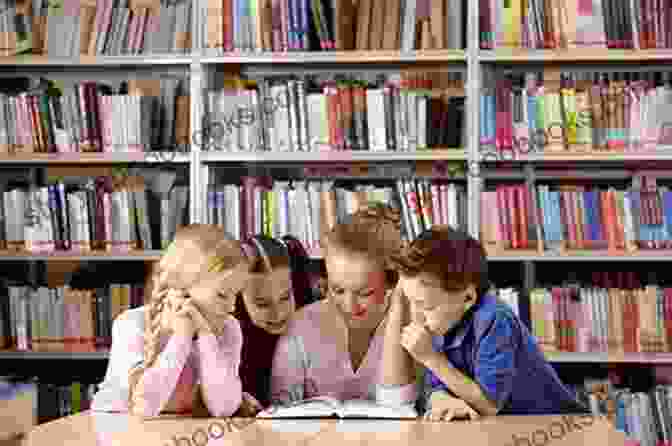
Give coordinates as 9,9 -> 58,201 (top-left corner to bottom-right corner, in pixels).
24,412 -> 629,446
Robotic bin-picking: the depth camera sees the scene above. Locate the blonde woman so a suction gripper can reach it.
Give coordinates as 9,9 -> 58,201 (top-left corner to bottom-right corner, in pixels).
269,203 -> 417,409
91,224 -> 251,417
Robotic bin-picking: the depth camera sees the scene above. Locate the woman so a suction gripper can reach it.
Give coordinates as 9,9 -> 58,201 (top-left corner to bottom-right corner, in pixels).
269,203 -> 417,408
234,235 -> 316,411
91,224 -> 250,418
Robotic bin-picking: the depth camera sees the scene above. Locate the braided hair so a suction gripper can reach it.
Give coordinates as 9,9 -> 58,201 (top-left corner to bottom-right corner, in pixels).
127,224 -> 249,416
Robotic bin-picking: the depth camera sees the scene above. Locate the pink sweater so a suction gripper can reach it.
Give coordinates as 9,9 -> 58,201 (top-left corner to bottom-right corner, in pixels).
91,306 -> 242,417
270,300 -> 417,407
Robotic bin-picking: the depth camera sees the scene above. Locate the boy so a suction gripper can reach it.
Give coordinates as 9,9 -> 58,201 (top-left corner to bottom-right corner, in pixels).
390,226 -> 587,421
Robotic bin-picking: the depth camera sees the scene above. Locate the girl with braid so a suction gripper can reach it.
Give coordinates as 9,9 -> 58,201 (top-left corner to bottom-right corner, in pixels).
91,225 -> 252,418
269,203 -> 418,411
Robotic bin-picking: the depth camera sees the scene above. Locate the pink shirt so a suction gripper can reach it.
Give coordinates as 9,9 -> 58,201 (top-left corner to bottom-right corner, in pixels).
270,300 -> 417,407
91,306 -> 243,417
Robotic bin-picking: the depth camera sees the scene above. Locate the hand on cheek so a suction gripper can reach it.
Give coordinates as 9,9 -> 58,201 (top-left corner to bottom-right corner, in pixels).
176,300 -> 216,336
400,322 -> 436,366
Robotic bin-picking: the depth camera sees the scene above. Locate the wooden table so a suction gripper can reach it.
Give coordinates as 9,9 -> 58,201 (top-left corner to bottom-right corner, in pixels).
24,412 -> 629,446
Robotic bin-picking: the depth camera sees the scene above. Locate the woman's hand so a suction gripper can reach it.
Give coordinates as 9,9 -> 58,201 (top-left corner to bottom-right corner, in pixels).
424,391 -> 480,422
388,282 -> 410,322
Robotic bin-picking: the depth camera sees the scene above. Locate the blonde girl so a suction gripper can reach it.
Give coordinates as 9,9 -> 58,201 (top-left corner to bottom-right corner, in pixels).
91,224 -> 251,417
269,203 -> 417,409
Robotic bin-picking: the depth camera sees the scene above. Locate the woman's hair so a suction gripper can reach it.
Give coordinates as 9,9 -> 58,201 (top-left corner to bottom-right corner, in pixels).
234,235 -> 311,322
390,225 -> 490,297
321,202 -> 403,286
128,224 -> 249,416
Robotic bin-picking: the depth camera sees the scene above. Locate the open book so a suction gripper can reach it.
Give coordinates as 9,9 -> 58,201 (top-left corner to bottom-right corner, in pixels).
257,396 -> 418,419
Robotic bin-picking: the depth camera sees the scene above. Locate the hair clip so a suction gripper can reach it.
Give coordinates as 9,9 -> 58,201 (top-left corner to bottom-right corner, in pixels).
208,255 -> 229,273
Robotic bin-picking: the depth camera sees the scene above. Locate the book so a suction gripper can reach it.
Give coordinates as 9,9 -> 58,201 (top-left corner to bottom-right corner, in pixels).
257,396 -> 419,419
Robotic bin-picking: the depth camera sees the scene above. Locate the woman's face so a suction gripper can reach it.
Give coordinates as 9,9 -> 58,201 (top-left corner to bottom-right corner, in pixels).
325,250 -> 388,330
242,266 -> 295,335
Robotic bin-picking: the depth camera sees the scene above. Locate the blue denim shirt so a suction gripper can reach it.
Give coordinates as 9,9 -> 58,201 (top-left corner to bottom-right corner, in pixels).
425,294 -> 588,415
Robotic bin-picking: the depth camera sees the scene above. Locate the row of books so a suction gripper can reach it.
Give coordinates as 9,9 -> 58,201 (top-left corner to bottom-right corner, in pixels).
479,0 -> 672,50
0,377 -> 98,424
529,283 -> 672,354
0,77 -> 189,154
0,0 -> 32,57
479,72 -> 672,156
206,74 -> 465,153
8,0 -> 193,57
577,378 -> 672,446
205,0 -> 465,53
1,176 -> 189,253
480,182 -> 672,254
205,178 -> 467,250
0,284 -> 144,351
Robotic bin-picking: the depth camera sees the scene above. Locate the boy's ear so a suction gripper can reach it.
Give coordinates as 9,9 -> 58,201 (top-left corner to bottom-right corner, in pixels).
463,284 -> 477,311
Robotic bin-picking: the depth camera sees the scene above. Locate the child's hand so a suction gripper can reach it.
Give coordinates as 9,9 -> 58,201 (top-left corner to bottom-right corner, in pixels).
400,322 -> 437,366
236,392 -> 264,417
175,300 -> 214,337
425,392 -> 480,422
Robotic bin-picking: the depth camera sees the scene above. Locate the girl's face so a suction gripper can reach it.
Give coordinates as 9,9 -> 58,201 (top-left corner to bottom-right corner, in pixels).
325,250 -> 389,330
242,266 -> 294,335
160,266 -> 248,334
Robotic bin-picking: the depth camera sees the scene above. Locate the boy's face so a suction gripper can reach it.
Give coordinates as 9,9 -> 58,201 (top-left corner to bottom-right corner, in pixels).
400,272 -> 476,336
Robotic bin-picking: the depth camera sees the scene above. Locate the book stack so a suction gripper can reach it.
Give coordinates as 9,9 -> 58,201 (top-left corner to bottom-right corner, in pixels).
2,175 -> 189,253
480,71 -> 672,157
206,176 -> 467,250
528,274 -> 672,354
0,283 -> 145,351
0,77 -> 190,155
479,0 -> 672,50
205,0 -> 466,52
480,180 -> 672,255
206,73 -> 465,153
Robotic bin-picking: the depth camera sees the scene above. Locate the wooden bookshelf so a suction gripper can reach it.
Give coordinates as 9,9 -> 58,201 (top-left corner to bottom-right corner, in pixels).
0,251 -> 162,261
479,48 -> 672,63
201,50 -> 467,64
486,249 -> 672,262
545,352 -> 672,364
0,153 -> 189,164
0,55 -> 193,66
200,149 -> 467,163
0,350 -> 109,360
483,152 -> 672,162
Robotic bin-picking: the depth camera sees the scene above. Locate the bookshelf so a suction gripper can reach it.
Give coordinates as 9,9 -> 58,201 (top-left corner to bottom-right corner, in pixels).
1,0 -> 672,433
